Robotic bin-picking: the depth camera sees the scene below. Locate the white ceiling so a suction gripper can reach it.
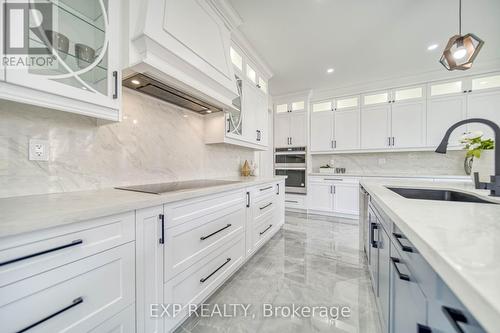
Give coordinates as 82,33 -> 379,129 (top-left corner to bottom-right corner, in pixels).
228,0 -> 500,96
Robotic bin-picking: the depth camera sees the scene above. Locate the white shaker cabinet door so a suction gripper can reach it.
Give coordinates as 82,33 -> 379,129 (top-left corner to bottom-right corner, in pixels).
334,109 -> 360,150
467,89 -> 500,140
361,104 -> 391,149
136,206 -> 164,333
427,95 -> 467,147
310,111 -> 334,152
274,114 -> 290,148
332,183 -> 359,216
242,81 -> 259,143
308,182 -> 333,212
391,100 -> 426,149
290,112 -> 307,147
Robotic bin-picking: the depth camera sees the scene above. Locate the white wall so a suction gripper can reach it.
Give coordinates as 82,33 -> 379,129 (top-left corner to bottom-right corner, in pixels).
0,90 -> 255,198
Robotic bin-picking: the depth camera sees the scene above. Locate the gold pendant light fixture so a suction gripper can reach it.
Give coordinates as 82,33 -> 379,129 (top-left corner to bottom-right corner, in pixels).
440,0 -> 484,71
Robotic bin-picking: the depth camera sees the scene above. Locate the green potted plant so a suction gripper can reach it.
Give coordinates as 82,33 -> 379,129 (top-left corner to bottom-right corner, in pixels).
461,131 -> 495,182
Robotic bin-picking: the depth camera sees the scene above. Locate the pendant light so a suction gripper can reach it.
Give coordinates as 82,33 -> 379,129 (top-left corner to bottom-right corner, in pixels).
440,0 -> 484,71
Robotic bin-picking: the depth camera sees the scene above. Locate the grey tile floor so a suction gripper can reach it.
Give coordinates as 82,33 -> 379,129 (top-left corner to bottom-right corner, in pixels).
175,213 -> 381,333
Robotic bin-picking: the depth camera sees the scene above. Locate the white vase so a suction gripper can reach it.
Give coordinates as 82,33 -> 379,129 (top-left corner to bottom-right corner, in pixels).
471,150 -> 495,183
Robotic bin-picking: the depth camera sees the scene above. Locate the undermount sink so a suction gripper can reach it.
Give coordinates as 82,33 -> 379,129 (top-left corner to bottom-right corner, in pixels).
387,187 -> 498,204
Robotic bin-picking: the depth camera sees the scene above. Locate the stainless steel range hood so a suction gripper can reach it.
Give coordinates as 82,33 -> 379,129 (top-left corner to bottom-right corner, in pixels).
123,73 -> 222,114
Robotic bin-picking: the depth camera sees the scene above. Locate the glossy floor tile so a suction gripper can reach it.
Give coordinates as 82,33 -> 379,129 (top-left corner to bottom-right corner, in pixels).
175,213 -> 381,333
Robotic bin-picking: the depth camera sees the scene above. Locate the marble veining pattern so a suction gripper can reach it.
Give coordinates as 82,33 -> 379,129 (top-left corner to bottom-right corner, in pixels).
175,214 -> 381,333
311,151 -> 466,176
0,90 -> 255,198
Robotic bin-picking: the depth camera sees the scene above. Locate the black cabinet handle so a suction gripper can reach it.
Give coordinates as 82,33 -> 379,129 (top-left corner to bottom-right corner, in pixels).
442,306 -> 468,333
260,186 -> 273,191
246,191 -> 250,207
200,224 -> 232,241
276,183 -> 280,195
370,222 -> 378,248
112,71 -> 118,99
417,324 -> 432,333
393,233 -> 414,252
17,297 -> 83,333
226,117 -> 230,133
260,224 -> 273,235
200,258 -> 231,283
0,239 -> 83,267
260,202 -> 273,210
159,214 -> 165,244
391,257 -> 410,281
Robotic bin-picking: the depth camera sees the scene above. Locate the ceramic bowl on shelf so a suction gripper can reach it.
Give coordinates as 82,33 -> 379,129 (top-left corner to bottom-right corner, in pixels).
75,43 -> 96,69
44,30 -> 69,59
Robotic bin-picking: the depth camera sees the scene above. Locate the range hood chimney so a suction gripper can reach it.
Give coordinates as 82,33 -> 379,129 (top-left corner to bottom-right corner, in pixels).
123,73 -> 223,115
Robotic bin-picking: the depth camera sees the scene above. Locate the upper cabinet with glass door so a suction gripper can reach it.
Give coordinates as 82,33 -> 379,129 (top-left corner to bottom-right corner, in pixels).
1,0 -> 121,121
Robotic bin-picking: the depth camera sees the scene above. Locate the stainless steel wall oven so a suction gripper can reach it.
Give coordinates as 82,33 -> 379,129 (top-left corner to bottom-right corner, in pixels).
275,147 -> 306,194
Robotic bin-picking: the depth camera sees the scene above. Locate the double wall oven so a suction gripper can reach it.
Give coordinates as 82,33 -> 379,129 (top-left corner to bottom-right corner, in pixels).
275,147 -> 307,194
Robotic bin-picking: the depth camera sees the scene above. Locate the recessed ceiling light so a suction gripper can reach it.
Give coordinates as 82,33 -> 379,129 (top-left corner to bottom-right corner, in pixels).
206,110 -> 212,114
131,79 -> 141,85
327,68 -> 334,73
427,44 -> 439,51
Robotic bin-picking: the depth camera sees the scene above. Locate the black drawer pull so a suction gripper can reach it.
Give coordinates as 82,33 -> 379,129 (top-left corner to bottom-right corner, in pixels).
393,233 -> 414,252
260,186 -> 273,191
112,71 -> 118,99
370,222 -> 378,248
260,224 -> 273,235
417,324 -> 432,333
246,191 -> 250,208
260,202 -> 273,210
285,200 -> 298,203
442,306 -> 468,333
0,239 -> 83,267
200,224 -> 232,240
159,214 -> 165,244
276,184 -> 280,195
391,257 -> 410,281
200,258 -> 231,283
17,297 -> 83,333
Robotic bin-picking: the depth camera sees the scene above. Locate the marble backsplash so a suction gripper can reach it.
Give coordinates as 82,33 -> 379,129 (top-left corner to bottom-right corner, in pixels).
0,90 -> 255,198
311,151 -> 467,176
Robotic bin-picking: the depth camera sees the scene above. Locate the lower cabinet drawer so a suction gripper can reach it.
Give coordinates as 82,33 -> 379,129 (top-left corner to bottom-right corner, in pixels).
284,193 -> 307,209
0,242 -> 135,333
390,249 -> 427,333
88,304 -> 135,333
252,196 -> 275,223
164,202 -> 245,281
164,235 -> 245,332
252,214 -> 276,250
0,211 -> 135,287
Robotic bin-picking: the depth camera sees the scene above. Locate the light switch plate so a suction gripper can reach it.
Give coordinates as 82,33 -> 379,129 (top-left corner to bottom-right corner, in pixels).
29,139 -> 49,161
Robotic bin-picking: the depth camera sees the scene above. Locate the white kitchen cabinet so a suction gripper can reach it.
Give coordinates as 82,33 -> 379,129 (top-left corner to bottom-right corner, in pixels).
427,94 -> 467,147
242,79 -> 260,143
274,110 -> 307,148
1,0 -> 122,121
275,114 -> 291,148
334,109 -> 360,150
308,182 -> 334,212
467,88 -> 500,140
135,206 -> 164,333
390,100 -> 426,148
332,182 -> 360,215
361,104 -> 391,149
310,108 -> 334,151
290,112 -> 307,147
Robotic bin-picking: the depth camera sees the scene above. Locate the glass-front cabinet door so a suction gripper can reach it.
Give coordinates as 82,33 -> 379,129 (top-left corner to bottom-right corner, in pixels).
3,0 -> 120,118
227,75 -> 243,138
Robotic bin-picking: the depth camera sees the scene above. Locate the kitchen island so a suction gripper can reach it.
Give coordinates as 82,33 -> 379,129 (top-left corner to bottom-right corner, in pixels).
361,179 -> 500,333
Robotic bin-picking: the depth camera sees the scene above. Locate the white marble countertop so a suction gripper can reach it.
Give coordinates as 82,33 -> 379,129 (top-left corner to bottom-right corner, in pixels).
0,176 -> 286,238
309,172 -> 470,180
361,179 -> 500,333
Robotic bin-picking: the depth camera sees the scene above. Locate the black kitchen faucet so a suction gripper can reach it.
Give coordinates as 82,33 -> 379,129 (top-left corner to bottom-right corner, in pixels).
435,118 -> 500,197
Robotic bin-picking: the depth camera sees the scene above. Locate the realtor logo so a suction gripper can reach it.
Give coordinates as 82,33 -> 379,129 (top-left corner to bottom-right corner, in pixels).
4,2 -> 53,55
3,2 -> 57,68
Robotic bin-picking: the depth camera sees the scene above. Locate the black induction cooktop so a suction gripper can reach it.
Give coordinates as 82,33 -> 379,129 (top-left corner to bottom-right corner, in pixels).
115,179 -> 241,194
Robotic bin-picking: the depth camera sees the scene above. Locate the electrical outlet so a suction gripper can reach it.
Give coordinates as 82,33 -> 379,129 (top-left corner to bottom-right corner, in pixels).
29,139 -> 49,161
